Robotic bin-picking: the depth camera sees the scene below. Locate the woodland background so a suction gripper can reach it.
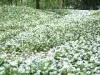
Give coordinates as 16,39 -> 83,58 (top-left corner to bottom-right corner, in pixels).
0,0 -> 100,9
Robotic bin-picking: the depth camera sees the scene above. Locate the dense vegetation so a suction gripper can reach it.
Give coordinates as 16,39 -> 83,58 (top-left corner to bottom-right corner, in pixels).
0,6 -> 100,75
0,0 -> 100,75
0,0 -> 100,9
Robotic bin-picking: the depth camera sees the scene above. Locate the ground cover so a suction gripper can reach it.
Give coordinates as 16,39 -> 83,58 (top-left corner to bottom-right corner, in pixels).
0,6 -> 100,75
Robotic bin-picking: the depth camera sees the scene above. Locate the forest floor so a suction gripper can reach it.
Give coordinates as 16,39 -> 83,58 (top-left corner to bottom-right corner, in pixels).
0,6 -> 100,75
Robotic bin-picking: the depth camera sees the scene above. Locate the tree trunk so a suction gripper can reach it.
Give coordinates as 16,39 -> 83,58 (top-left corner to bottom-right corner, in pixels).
36,0 -> 40,9
60,0 -> 64,9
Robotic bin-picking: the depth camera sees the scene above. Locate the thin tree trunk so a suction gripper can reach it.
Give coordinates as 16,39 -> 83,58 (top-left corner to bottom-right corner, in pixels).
36,0 -> 40,9
60,0 -> 64,9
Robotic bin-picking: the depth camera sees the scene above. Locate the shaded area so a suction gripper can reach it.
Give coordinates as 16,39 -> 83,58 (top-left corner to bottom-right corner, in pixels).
0,0 -> 100,9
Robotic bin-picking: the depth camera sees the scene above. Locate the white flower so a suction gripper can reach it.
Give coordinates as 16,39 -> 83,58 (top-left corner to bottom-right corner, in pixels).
8,60 -> 18,67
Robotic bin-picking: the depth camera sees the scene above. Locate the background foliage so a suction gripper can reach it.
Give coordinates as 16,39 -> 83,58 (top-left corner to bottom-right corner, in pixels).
0,0 -> 100,9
